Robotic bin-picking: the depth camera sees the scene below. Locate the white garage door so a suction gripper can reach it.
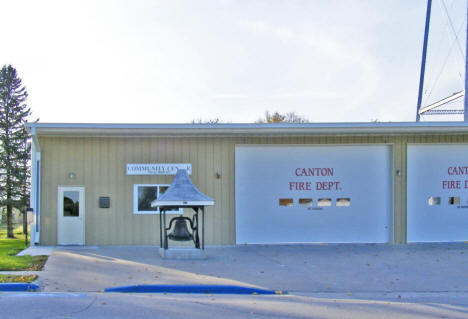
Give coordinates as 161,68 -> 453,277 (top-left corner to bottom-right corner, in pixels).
235,145 -> 392,244
407,144 -> 468,242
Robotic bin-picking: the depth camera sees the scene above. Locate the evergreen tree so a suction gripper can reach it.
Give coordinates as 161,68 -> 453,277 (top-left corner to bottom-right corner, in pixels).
0,65 -> 31,238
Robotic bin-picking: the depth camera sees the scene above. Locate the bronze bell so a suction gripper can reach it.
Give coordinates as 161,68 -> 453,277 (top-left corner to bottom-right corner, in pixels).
168,217 -> 193,241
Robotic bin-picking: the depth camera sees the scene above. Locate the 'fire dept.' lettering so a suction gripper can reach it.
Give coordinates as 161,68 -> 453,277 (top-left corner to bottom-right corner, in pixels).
289,167 -> 341,191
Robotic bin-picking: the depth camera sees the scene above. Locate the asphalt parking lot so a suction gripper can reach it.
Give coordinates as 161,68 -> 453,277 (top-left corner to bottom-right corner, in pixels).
1,243 -> 467,318
31,243 -> 467,294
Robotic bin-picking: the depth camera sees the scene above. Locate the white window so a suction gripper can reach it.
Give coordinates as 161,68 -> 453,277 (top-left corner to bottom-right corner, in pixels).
133,184 -> 182,214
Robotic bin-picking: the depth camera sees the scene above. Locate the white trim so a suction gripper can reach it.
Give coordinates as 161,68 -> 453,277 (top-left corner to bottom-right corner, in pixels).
30,127 -> 41,152
24,121 -> 468,137
34,152 -> 41,244
133,184 -> 182,214
30,128 -> 41,245
24,121 -> 468,129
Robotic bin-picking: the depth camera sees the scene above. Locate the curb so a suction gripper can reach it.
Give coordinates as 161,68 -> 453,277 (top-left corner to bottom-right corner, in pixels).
0,283 -> 40,292
104,284 -> 285,295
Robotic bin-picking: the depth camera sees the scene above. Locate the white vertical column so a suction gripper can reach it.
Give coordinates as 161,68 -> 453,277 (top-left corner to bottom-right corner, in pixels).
29,139 -> 37,246
29,127 -> 41,245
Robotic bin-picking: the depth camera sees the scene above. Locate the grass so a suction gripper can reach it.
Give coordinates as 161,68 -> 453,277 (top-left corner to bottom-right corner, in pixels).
0,224 -> 48,271
0,274 -> 37,283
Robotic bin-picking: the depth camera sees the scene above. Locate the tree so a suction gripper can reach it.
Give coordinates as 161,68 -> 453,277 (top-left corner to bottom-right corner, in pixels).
0,65 -> 31,238
191,118 -> 221,124
256,111 -> 309,123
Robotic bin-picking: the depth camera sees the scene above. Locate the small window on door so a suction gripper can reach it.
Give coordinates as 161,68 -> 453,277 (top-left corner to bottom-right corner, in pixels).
299,198 -> 313,207
336,198 -> 351,207
279,198 -> 293,207
449,197 -> 460,205
317,198 -> 332,207
428,196 -> 440,206
63,191 -> 80,217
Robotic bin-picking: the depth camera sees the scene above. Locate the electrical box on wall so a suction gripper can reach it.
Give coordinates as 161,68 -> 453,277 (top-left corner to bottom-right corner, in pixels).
99,197 -> 110,208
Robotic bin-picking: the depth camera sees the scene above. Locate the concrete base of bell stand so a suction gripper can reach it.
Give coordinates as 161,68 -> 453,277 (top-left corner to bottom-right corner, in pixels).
159,248 -> 207,260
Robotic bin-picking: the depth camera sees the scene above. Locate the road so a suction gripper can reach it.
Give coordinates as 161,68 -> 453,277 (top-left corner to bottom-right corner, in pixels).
1,292 -> 467,319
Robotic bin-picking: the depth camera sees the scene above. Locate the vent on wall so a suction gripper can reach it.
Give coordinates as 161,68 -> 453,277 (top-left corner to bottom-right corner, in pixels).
99,197 -> 110,208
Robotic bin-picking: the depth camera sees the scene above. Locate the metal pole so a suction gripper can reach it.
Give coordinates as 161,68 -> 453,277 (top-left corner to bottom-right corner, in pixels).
159,208 -> 162,248
201,207 -> 205,250
25,208 -> 33,247
163,209 -> 167,249
416,0 -> 433,122
24,209 -> 27,247
465,0 -> 468,121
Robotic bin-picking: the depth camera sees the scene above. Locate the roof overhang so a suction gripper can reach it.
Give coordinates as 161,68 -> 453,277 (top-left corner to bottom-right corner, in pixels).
153,200 -> 215,207
24,122 -> 468,137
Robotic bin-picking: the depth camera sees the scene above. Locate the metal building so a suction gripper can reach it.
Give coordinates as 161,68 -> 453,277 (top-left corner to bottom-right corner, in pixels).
26,122 -> 468,246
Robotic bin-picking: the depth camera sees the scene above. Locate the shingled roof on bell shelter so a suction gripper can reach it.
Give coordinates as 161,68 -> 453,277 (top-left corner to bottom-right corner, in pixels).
151,169 -> 214,207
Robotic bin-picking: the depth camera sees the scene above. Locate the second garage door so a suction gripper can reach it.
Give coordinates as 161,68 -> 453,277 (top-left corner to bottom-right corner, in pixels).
235,145 -> 392,244
407,144 -> 468,242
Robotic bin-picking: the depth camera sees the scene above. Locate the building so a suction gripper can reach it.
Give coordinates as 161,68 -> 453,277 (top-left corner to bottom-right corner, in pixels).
25,122 -> 468,246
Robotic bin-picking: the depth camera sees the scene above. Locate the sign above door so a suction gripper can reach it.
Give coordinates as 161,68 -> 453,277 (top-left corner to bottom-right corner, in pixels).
126,163 -> 192,175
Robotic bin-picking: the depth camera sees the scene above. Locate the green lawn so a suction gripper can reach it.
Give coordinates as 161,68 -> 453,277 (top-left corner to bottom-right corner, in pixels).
0,224 -> 48,271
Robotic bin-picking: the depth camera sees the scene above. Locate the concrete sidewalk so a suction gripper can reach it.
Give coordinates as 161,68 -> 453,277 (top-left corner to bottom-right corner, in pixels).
33,243 -> 468,294
17,246 -> 55,256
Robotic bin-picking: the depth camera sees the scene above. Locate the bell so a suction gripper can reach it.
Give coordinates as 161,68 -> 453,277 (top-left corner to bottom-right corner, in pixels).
168,217 -> 193,241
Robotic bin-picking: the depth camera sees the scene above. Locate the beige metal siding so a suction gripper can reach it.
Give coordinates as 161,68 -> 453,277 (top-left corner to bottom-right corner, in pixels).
38,134 -> 468,246
39,136 -> 236,246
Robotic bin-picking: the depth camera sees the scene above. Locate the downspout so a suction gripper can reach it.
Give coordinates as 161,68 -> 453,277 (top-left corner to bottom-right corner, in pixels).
29,127 -> 41,245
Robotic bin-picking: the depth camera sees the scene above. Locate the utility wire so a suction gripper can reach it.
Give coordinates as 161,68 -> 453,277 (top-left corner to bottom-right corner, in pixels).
424,0 -> 454,99
426,26 -> 462,102
425,0 -> 465,102
440,0 -> 465,79
441,0 -> 465,62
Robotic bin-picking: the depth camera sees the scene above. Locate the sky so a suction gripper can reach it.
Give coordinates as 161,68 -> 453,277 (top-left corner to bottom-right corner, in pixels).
0,0 -> 466,123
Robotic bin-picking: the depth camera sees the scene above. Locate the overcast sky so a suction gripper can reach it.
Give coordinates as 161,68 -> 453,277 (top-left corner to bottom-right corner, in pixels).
0,0 -> 466,123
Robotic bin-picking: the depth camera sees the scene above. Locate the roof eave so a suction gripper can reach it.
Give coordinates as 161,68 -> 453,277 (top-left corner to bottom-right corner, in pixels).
152,200 -> 215,207
24,122 -> 468,137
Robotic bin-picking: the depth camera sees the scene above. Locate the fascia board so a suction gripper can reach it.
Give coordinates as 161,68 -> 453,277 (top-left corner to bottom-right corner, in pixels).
24,122 -> 468,137
153,200 -> 215,206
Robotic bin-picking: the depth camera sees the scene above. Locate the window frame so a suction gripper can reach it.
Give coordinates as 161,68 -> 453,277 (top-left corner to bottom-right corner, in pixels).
133,184 -> 182,215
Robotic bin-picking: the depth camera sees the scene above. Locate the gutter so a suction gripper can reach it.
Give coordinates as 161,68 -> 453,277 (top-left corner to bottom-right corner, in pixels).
24,121 -> 468,137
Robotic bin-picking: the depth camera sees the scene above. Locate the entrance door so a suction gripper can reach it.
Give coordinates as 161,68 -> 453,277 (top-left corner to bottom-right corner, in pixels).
58,186 -> 85,245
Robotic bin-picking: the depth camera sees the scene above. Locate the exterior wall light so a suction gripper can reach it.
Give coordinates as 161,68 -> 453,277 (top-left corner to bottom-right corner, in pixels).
68,172 -> 76,179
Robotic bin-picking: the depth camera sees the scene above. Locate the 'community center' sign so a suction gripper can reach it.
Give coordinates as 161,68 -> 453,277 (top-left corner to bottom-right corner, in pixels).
126,163 -> 192,175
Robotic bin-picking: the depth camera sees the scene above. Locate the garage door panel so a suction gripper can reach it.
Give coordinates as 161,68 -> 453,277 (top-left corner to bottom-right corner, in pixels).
407,144 -> 468,242
235,145 -> 392,244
